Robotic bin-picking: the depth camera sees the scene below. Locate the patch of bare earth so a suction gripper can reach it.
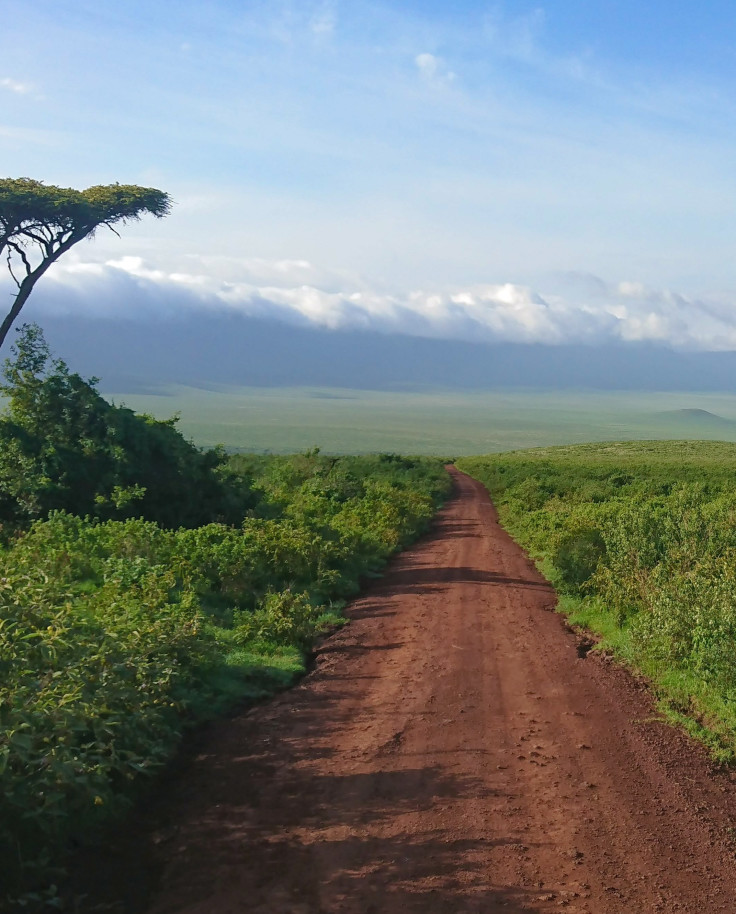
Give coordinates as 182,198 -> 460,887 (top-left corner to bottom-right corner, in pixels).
76,468 -> 736,912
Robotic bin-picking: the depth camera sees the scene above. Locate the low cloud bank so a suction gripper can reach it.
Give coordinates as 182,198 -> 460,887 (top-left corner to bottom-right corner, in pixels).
11,254 -> 736,352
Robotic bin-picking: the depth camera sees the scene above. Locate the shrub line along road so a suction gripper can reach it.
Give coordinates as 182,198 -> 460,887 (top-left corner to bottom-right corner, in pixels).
101,468 -> 736,912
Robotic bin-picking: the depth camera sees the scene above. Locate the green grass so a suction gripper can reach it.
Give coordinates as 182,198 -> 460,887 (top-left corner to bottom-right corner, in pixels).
102,384 -> 736,455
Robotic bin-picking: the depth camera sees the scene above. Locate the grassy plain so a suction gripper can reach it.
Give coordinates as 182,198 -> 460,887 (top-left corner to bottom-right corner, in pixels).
102,384 -> 736,454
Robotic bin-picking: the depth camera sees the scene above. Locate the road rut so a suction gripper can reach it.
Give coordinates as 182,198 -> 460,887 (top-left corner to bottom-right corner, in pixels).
134,468 -> 736,912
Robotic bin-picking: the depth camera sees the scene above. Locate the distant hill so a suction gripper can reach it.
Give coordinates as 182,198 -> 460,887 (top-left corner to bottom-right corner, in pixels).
657,409 -> 736,426
20,308 -> 736,393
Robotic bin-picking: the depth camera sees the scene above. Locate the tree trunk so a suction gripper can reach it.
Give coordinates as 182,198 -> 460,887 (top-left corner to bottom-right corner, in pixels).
0,273 -> 42,351
0,232 -> 86,351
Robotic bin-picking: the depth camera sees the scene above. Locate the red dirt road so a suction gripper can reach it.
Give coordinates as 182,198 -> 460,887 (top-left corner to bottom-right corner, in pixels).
139,468 -> 736,913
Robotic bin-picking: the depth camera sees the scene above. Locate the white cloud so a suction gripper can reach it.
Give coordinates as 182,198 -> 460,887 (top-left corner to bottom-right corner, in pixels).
1,77 -> 33,94
415,53 -> 456,87
310,1 -> 337,38
259,0 -> 337,45
12,256 -> 736,353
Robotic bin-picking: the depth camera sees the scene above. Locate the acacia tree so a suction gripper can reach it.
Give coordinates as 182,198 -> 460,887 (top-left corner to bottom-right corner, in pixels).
0,178 -> 172,349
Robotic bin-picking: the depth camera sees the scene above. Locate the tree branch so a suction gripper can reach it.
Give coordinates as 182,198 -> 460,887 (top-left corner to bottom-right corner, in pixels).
6,248 -> 21,289
7,240 -> 32,279
20,228 -> 49,247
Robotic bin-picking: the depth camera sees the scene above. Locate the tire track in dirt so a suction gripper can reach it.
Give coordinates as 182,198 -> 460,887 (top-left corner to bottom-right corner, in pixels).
107,468 -> 736,912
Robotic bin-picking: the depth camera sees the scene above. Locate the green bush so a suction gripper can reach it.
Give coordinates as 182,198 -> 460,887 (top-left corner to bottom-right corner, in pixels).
553,525 -> 606,592
0,561 -> 214,901
234,590 -> 323,650
0,325 -> 253,530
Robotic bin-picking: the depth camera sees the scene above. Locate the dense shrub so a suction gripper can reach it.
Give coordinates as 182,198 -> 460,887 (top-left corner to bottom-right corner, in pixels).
0,324 -> 253,529
553,525 -> 606,592
0,557 -> 214,902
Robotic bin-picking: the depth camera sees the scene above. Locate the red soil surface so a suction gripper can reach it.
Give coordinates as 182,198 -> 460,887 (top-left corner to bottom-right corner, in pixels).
78,468 -> 736,912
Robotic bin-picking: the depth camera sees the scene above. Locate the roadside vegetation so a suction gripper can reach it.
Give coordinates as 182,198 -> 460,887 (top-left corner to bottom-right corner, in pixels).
459,442 -> 736,764
0,325 -> 451,907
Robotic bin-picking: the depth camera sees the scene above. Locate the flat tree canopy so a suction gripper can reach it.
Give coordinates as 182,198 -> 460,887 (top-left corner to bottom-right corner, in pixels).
0,178 -> 171,349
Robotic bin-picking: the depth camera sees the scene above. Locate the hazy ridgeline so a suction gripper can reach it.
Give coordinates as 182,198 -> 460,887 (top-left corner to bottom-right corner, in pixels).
0,328 -> 451,905
459,442 -> 736,761
33,311 -> 736,455
35,311 -> 736,394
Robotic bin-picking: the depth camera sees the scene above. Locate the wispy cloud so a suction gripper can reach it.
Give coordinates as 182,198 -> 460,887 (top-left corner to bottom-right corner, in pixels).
480,6 -> 598,86
0,125 -> 59,145
414,52 -> 456,88
254,0 -> 339,45
483,7 -> 546,65
310,1 -> 337,38
1,77 -> 34,95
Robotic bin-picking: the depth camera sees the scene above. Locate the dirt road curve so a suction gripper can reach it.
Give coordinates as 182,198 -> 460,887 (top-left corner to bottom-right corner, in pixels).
138,468 -> 736,913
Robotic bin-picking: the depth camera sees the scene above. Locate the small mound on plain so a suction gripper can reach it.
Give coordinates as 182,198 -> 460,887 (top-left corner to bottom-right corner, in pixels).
659,408 -> 734,425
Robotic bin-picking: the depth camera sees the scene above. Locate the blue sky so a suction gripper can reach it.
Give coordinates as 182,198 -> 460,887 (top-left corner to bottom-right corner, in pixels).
4,1 -> 736,348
